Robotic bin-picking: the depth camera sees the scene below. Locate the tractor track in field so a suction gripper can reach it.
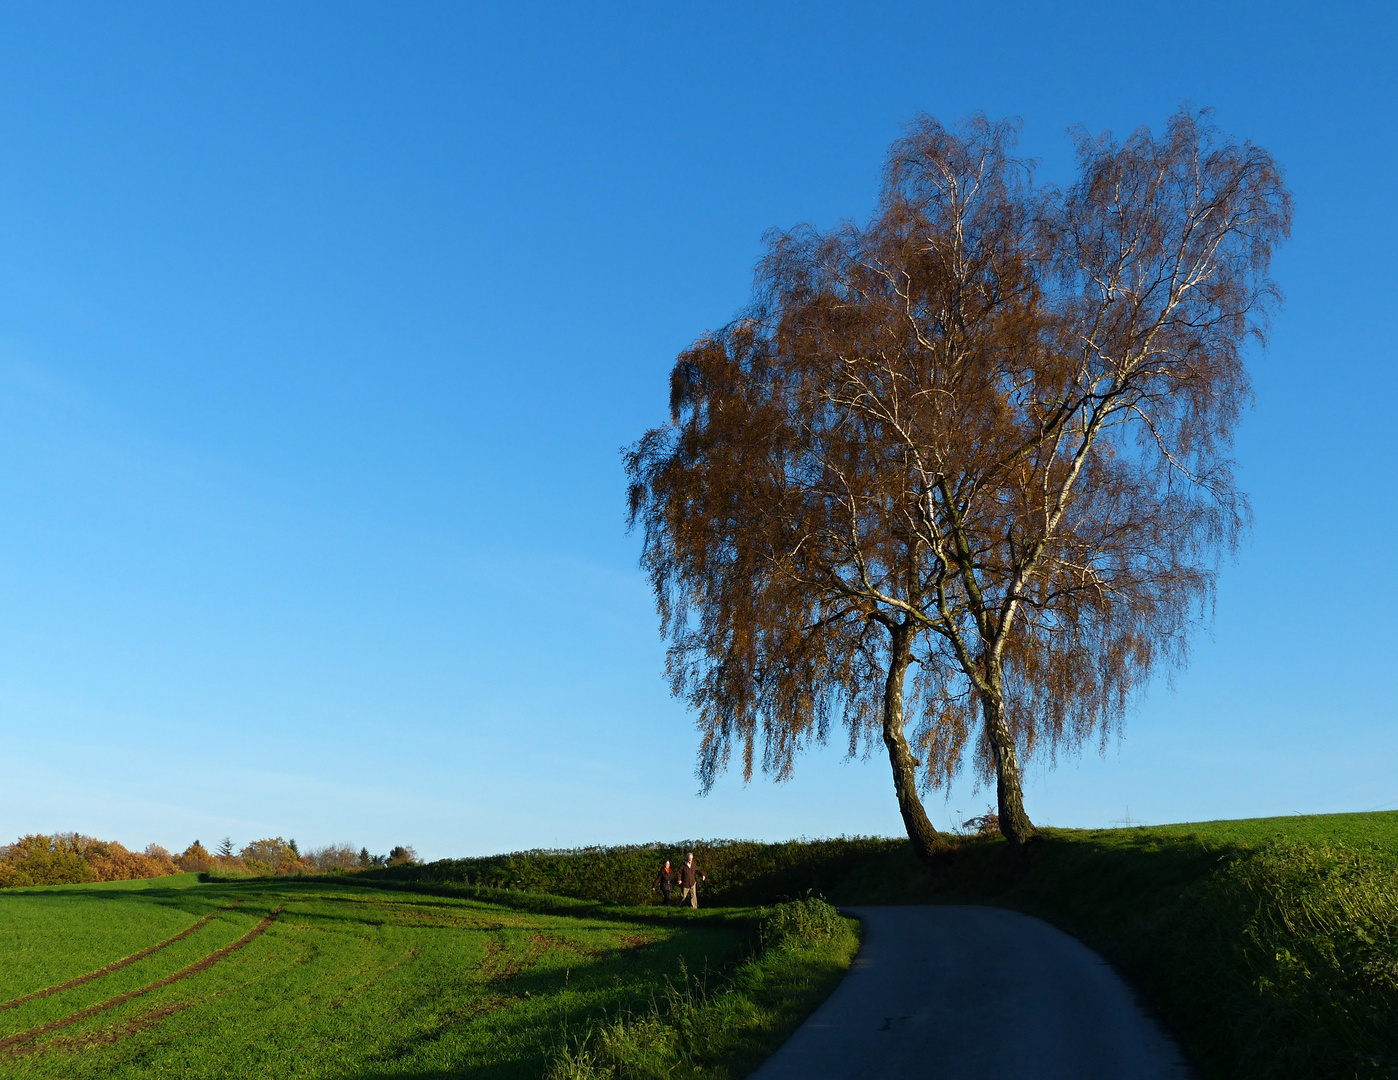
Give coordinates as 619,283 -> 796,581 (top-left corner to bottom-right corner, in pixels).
0,905 -> 239,1012
476,931 -> 600,985
29,1002 -> 194,1056
0,907 -> 282,1058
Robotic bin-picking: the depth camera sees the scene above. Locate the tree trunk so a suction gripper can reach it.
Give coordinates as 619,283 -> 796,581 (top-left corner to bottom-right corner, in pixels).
881,623 -> 947,863
981,690 -> 1034,850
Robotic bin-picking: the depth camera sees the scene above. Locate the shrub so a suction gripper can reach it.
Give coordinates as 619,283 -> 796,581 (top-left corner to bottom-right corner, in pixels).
0,834 -> 94,886
0,834 -> 180,886
177,841 -> 212,872
758,896 -> 846,949
239,837 -> 300,875
82,839 -> 177,882
209,854 -> 251,876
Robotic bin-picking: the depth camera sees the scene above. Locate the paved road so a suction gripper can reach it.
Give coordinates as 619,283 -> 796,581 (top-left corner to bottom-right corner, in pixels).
749,906 -> 1194,1080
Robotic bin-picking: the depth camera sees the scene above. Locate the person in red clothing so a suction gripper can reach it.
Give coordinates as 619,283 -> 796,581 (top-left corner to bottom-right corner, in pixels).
678,851 -> 706,908
652,859 -> 675,905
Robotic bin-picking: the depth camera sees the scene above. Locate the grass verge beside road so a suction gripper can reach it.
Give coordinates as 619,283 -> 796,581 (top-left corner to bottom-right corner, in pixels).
549,897 -> 859,1079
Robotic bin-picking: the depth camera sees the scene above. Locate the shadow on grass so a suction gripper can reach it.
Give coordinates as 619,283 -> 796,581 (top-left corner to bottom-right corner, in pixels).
341,907 -> 751,1080
213,873 -> 762,932
0,879 -> 249,923
342,920 -> 848,1080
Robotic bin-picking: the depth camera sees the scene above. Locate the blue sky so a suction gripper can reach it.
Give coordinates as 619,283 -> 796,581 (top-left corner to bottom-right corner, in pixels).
0,3 -> 1394,859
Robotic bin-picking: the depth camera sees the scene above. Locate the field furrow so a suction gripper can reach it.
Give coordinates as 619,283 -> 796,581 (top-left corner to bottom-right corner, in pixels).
0,909 -> 231,1013
0,907 -> 282,1057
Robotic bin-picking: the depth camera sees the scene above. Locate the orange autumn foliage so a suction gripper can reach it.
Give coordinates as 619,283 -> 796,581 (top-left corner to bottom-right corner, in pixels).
1,834 -> 418,886
0,834 -> 179,886
176,841 -> 212,872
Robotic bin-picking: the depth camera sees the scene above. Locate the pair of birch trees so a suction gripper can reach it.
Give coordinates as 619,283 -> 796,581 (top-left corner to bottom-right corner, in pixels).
626,110 -> 1291,855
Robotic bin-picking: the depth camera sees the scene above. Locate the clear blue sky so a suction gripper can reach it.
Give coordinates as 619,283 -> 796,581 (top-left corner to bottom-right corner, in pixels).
1,3 -> 1393,859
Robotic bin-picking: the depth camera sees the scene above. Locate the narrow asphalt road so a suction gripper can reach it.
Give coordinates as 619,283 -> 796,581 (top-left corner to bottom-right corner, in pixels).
750,906 -> 1194,1080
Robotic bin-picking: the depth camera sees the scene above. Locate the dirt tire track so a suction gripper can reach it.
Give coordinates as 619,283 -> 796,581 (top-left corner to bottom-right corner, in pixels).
22,1002 -> 193,1058
0,908 -> 234,1012
474,931 -> 598,984
0,907 -> 282,1057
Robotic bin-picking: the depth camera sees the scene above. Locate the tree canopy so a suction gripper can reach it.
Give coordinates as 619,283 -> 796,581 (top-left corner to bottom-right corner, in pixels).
627,109 -> 1291,854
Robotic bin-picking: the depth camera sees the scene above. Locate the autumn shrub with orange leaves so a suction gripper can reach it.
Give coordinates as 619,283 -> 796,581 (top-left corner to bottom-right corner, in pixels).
176,840 -> 212,872
82,837 -> 178,881
1,834 -> 415,886
0,834 -> 179,887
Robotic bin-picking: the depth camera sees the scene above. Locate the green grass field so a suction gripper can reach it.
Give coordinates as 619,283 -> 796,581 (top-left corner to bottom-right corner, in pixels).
0,874 -> 857,1079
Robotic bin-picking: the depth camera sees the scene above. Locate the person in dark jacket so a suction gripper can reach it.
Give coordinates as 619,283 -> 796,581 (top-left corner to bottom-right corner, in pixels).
678,852 -> 706,909
652,859 -> 675,905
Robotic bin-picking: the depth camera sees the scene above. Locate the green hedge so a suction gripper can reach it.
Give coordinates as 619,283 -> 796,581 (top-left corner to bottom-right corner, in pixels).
377,835 -> 920,907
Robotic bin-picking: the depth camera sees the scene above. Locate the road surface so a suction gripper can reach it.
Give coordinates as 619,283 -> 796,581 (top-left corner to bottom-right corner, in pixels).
749,905 -> 1194,1080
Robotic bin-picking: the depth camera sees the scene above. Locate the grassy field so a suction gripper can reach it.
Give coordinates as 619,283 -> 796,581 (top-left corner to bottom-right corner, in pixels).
0,874 -> 858,1079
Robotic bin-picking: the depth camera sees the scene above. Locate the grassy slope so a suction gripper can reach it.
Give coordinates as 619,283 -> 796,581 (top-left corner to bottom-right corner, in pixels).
0,875 -> 854,1079
939,814 -> 1398,1080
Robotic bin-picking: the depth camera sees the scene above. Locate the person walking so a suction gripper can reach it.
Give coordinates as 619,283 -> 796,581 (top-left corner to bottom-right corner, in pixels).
652,859 -> 675,905
678,851 -> 706,909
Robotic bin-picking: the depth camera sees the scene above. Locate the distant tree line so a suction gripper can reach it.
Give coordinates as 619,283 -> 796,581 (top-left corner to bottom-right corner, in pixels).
0,834 -> 419,887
